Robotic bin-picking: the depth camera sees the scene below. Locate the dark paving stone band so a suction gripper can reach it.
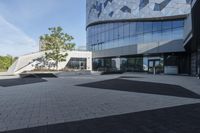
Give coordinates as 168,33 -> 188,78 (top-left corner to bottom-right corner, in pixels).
119,76 -> 144,79
0,78 -> 47,87
2,103 -> 200,133
0,73 -> 57,87
20,73 -> 57,78
78,78 -> 200,99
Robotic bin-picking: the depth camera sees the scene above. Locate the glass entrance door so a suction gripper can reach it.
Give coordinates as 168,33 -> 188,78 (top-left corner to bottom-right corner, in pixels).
148,59 -> 160,74
79,61 -> 86,70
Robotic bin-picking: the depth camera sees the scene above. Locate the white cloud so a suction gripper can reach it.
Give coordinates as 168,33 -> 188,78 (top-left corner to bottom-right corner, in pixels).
0,16 -> 38,56
0,0 -> 60,23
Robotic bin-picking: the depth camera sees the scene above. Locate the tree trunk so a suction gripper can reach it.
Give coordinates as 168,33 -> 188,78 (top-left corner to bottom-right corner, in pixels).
56,61 -> 59,71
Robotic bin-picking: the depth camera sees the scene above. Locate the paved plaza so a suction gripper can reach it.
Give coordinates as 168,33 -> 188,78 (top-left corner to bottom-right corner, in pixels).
0,73 -> 200,133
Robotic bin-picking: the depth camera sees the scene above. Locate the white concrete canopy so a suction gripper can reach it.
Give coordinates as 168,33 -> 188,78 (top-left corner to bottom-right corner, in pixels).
6,51 -> 92,75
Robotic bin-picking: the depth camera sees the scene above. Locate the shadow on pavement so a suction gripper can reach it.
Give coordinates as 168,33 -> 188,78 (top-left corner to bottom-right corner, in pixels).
0,73 -> 57,87
20,73 -> 57,78
77,78 -> 200,99
119,76 -> 144,79
0,78 -> 47,87
2,103 -> 200,133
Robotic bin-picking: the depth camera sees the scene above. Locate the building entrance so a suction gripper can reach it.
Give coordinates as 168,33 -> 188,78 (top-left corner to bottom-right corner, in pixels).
148,59 -> 161,74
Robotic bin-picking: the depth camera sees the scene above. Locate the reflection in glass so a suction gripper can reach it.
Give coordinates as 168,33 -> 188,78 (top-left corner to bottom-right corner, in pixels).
66,58 -> 87,70
87,19 -> 184,51
93,56 -> 164,73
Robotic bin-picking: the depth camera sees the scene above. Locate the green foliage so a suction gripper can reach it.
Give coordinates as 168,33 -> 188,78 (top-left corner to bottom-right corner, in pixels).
40,27 -> 75,69
0,55 -> 16,72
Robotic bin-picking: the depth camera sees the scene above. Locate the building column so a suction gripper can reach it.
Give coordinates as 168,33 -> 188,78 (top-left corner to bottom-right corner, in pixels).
87,57 -> 92,71
115,58 -> 121,71
198,49 -> 200,78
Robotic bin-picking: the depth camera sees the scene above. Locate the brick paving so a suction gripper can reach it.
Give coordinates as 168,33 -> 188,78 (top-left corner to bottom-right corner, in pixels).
78,78 -> 200,99
0,73 -> 199,133
3,103 -> 200,133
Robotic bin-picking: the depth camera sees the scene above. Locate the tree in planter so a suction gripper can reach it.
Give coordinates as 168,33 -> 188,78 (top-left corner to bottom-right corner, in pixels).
40,27 -> 75,70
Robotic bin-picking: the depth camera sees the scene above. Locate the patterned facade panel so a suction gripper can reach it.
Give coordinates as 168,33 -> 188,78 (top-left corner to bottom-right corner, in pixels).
86,0 -> 191,26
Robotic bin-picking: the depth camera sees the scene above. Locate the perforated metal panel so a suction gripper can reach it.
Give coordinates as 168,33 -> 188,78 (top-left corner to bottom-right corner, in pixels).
86,0 -> 191,26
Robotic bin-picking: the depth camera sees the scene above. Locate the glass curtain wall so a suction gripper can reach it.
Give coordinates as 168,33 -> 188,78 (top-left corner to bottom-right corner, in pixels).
66,58 -> 87,70
92,54 -> 190,74
93,56 -> 164,73
87,19 -> 184,51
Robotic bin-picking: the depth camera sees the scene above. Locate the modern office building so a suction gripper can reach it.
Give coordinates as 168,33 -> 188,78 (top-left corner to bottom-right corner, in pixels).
86,0 -> 192,74
184,0 -> 200,76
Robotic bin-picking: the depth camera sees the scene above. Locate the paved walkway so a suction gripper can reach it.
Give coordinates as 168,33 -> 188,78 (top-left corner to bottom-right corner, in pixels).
0,73 -> 199,132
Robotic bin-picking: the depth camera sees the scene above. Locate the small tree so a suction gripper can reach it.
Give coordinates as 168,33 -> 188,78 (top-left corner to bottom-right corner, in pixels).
0,55 -> 16,71
40,27 -> 75,70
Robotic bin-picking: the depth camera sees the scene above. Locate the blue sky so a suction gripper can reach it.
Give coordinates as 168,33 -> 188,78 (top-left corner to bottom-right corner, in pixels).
0,0 -> 86,56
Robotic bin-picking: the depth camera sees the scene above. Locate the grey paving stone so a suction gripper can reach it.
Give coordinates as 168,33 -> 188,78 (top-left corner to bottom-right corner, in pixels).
0,74 -> 199,132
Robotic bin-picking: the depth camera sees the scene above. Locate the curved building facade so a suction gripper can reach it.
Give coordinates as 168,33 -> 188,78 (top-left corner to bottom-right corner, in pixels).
86,0 -> 191,74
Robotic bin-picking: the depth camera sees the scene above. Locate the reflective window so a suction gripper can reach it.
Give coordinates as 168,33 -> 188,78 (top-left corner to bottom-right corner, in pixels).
144,33 -> 152,43
130,23 -> 136,36
152,31 -> 162,42
87,19 -> 184,51
144,22 -> 152,33
119,24 -> 124,39
162,21 -> 172,30
66,58 -> 87,70
113,26 -> 119,40
153,22 -> 162,31
136,22 -> 143,34
173,20 -> 184,28
123,23 -> 130,37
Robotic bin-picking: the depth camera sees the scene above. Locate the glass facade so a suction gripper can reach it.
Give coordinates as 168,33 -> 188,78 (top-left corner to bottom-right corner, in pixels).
87,19 -> 184,51
92,53 -> 189,74
66,58 -> 87,70
93,56 -> 164,73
